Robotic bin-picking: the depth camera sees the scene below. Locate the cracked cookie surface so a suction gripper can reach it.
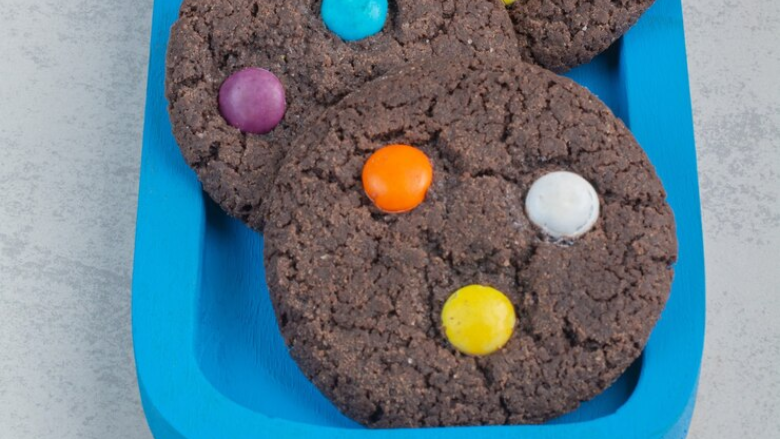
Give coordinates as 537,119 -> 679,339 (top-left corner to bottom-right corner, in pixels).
264,56 -> 677,428
165,0 -> 517,230
508,0 -> 656,73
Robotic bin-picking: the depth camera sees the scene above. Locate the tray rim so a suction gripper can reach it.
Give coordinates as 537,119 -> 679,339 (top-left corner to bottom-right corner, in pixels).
132,0 -> 706,437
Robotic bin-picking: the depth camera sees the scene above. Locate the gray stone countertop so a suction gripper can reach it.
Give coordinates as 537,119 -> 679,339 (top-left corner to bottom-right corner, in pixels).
0,0 -> 777,437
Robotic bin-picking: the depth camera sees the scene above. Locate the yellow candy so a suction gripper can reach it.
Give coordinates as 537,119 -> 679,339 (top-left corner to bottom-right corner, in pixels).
503,0 -> 516,5
441,285 -> 516,356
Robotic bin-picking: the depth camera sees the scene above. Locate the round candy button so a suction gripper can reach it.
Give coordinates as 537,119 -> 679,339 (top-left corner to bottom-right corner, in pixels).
321,0 -> 388,42
362,144 -> 433,213
218,67 -> 286,134
525,171 -> 600,239
442,285 -> 516,356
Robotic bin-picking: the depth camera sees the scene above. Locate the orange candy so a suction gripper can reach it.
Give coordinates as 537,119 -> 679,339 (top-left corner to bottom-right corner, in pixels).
362,144 -> 433,213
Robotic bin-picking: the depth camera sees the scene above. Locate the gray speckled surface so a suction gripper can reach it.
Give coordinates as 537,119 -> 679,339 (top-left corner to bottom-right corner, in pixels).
0,0 -> 777,438
0,1 -> 153,438
684,0 -> 780,437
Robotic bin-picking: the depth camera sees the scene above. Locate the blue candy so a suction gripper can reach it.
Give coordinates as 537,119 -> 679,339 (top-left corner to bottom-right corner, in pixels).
321,0 -> 388,42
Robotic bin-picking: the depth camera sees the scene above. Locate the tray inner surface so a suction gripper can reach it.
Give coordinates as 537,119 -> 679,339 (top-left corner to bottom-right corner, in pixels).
194,43 -> 645,428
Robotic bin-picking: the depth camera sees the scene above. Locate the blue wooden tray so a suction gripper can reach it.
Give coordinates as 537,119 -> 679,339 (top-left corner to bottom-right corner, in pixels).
132,0 -> 705,437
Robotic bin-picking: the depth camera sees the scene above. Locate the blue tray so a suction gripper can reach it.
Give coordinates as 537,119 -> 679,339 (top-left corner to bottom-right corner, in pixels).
132,0 -> 705,437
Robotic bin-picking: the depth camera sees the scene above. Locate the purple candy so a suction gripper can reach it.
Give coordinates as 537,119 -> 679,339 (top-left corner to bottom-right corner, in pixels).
218,67 -> 286,134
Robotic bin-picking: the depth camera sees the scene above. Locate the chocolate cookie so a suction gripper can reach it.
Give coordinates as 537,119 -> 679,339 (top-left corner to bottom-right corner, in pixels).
165,0 -> 518,230
264,56 -> 677,428
507,0 -> 656,72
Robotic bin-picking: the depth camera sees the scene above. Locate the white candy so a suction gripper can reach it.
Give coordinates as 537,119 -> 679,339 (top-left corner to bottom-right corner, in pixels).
525,171 -> 600,239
